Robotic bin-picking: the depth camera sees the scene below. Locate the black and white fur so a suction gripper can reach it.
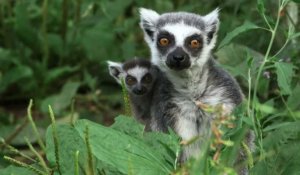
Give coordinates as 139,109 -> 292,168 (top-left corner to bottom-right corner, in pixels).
108,59 -> 157,129
139,8 -> 245,164
108,58 -> 181,133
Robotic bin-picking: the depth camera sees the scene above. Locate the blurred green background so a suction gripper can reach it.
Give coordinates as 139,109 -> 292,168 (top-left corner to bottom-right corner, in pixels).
0,0 -> 299,171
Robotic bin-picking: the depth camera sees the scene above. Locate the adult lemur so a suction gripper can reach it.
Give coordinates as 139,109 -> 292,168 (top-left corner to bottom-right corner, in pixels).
139,7 -> 246,164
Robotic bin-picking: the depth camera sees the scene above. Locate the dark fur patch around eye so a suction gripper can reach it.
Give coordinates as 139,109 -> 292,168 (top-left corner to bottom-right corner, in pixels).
125,75 -> 137,85
142,73 -> 152,84
184,34 -> 203,57
156,31 -> 175,55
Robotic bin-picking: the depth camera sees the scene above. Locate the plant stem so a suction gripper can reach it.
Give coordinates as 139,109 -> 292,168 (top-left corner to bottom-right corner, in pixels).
121,78 -> 132,116
4,156 -> 47,175
70,98 -> 76,126
247,69 -> 252,121
49,105 -> 62,175
280,95 -> 296,120
61,0 -> 68,45
85,125 -> 95,175
25,138 -> 50,174
4,118 -> 28,145
74,151 -> 80,175
27,99 -> 46,152
0,139 -> 36,163
41,0 -> 49,69
251,1 -> 283,158
272,37 -> 290,58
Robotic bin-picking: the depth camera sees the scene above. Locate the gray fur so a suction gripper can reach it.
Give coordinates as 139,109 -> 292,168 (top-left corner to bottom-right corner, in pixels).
139,8 -> 248,166
157,12 -> 206,30
108,59 -> 156,128
107,58 -> 177,132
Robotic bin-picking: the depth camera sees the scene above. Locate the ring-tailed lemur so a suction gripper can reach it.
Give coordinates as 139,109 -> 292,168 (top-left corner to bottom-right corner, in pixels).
108,59 -> 157,129
108,58 -> 180,132
139,8 -> 246,164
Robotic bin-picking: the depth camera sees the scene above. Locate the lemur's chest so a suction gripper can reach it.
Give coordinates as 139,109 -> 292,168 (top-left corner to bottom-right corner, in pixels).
182,77 -> 228,107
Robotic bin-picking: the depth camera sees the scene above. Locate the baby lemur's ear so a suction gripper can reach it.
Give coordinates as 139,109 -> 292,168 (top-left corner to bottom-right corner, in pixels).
107,61 -> 123,84
202,8 -> 220,44
139,8 -> 160,43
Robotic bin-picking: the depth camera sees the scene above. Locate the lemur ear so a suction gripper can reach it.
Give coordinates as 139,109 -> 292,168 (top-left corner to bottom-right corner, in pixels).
203,8 -> 220,43
107,61 -> 123,84
139,8 -> 160,42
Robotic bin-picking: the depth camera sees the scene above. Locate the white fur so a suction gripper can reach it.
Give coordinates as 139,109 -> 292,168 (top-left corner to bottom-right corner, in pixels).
139,8 -> 160,24
139,8 -> 160,44
107,61 -> 122,69
203,8 -> 220,51
139,8 -> 236,162
162,23 -> 201,46
175,107 -> 198,140
127,66 -> 148,82
107,61 -> 123,84
202,8 -> 219,25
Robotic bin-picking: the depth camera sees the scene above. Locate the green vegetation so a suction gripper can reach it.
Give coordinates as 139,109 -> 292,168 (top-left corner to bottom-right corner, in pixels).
0,0 -> 300,174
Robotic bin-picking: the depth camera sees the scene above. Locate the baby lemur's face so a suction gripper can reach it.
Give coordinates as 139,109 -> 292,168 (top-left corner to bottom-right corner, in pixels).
139,8 -> 219,71
108,59 -> 157,96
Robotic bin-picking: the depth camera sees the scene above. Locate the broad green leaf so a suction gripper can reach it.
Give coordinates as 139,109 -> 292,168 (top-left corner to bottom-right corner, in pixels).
292,0 -> 300,3
0,66 -> 33,93
274,62 -> 296,95
287,84 -> 300,110
0,165 -> 34,175
45,66 -> 79,84
83,70 -> 97,90
14,1 -> 39,50
99,0 -> 133,19
46,124 -> 87,175
41,82 -> 80,114
0,49 -> 19,67
47,34 -> 64,57
218,21 -> 260,50
291,32 -> 300,39
110,115 -> 144,138
253,121 -> 300,174
82,21 -> 114,60
75,119 -> 175,175
0,125 -> 45,146
263,122 -> 294,132
143,130 -> 180,167
257,0 -> 266,15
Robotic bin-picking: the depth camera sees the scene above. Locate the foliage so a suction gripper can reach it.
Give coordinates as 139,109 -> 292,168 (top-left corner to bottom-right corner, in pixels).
0,0 -> 300,175
1,113 -> 180,175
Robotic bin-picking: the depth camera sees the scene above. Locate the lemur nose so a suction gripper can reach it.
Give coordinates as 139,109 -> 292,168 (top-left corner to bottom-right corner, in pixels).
173,55 -> 185,62
133,87 -> 146,95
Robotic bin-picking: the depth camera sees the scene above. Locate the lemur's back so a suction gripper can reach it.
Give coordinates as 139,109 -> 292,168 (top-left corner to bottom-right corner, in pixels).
148,67 -> 177,132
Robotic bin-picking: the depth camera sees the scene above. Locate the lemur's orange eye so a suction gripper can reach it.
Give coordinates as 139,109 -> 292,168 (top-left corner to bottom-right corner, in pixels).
159,38 -> 169,46
125,76 -> 136,86
190,39 -> 201,49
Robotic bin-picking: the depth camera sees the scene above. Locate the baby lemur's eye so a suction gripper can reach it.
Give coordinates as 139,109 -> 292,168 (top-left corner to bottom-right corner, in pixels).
125,76 -> 137,86
142,73 -> 152,84
190,39 -> 201,49
158,38 -> 169,46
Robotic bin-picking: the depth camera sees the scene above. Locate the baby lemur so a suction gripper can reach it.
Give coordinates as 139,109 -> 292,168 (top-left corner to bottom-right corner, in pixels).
108,58 -> 178,132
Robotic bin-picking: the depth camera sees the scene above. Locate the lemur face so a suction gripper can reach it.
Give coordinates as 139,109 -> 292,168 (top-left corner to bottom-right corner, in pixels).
108,59 -> 157,96
139,8 -> 219,71
123,65 -> 155,95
